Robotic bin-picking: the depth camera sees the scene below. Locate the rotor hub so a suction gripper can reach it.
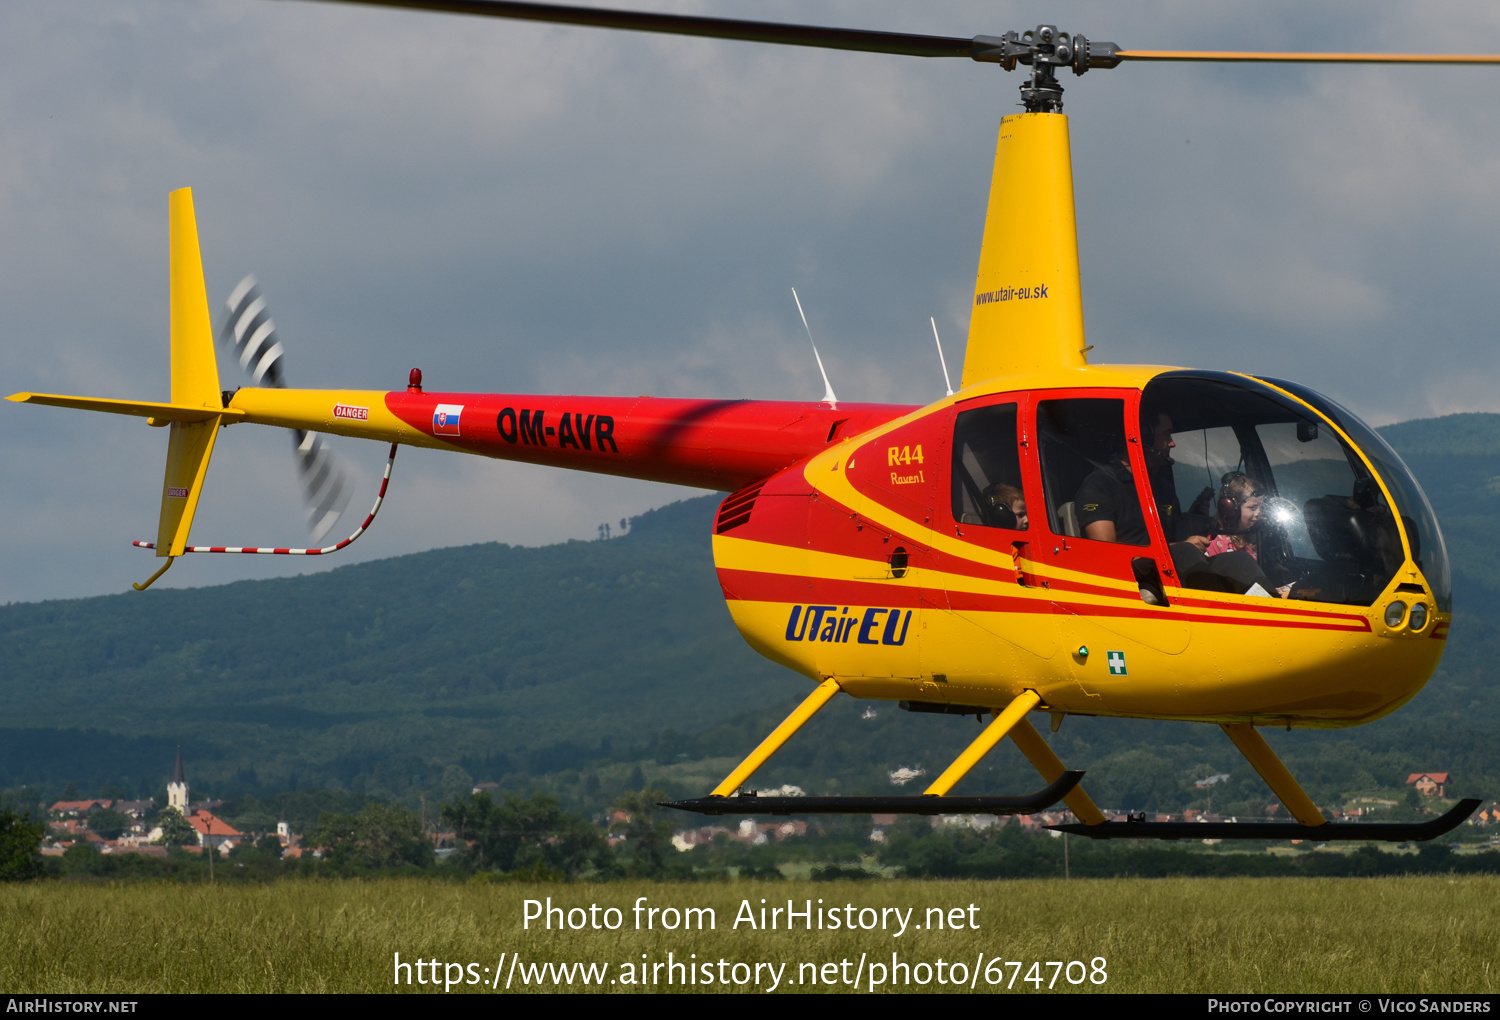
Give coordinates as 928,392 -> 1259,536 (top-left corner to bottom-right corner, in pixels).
970,26 -> 1122,113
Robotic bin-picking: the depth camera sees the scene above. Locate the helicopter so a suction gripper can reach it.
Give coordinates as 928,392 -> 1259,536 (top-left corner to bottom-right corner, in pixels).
8,1 -> 1489,841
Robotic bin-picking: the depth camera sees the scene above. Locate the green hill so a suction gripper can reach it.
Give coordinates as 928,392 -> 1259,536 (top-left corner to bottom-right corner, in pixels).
1379,413 -> 1500,616
2,412 -> 1498,817
1377,412 -> 1500,459
0,497 -> 803,800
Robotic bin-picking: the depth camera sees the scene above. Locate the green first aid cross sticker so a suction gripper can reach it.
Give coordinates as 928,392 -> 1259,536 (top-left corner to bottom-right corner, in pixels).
1107,650 -> 1127,675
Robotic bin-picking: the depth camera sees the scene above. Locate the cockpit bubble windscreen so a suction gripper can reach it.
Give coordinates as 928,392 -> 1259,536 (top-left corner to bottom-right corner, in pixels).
1142,372 -> 1449,610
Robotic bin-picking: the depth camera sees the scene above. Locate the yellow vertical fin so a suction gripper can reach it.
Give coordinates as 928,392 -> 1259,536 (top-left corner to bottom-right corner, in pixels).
169,188 -> 222,409
154,188 -> 223,558
155,418 -> 221,557
960,112 -> 1087,388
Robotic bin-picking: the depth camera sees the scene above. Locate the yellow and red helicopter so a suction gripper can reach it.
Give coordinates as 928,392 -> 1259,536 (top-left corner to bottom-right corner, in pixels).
8,2 -> 1487,840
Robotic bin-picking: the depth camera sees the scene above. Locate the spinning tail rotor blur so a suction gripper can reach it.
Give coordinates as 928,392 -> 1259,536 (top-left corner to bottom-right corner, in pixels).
221,276 -> 353,542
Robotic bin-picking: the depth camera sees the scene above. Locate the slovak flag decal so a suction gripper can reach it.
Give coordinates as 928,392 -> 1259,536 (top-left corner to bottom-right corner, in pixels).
433,404 -> 464,437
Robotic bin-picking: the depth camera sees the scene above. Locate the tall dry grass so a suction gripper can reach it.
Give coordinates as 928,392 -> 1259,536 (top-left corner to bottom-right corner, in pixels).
2,876 -> 1495,993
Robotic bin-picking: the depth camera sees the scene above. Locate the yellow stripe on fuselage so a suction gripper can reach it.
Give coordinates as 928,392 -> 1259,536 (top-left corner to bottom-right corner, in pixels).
708,368 -> 1445,728
227,388 -> 444,449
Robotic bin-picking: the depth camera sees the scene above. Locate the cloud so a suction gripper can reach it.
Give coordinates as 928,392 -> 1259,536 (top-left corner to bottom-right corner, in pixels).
6,0 -> 1500,598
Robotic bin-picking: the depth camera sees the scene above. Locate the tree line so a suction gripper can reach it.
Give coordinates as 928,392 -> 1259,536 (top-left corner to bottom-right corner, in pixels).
5,790 -> 1498,884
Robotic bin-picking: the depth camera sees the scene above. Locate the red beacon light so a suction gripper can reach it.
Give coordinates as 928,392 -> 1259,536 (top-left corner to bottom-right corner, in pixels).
408,368 -> 423,393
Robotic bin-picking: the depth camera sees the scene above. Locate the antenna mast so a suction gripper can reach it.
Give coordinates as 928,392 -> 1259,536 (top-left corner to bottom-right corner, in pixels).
931,317 -> 954,396
791,288 -> 837,408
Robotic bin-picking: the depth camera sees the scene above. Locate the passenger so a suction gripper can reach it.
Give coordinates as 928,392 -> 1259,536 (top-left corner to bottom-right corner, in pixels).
1204,472 -> 1265,559
1071,408 -> 1286,597
1077,405 -> 1180,545
983,482 -> 1027,530
1175,472 -> 1291,597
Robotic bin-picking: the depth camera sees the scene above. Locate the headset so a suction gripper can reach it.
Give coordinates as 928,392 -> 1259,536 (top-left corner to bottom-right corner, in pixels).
1217,472 -> 1262,533
984,491 -> 1019,530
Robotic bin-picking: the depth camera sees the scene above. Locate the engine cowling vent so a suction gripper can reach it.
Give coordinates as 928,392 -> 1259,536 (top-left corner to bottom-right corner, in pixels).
716,480 -> 766,534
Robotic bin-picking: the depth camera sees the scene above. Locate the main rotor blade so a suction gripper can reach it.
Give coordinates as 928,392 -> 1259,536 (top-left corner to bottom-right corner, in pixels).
295,0 -> 978,58
1118,50 -> 1500,65
293,3 -> 1500,69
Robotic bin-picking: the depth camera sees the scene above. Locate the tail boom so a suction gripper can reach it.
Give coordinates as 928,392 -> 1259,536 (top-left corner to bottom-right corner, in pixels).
229,387 -> 914,492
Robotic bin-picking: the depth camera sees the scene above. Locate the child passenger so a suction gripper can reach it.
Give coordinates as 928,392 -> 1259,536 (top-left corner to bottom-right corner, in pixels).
983,482 -> 1028,530
1203,472 -> 1291,597
1205,472 -> 1265,559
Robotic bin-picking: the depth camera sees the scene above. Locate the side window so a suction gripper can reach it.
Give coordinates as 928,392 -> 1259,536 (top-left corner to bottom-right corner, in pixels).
1036,398 -> 1150,546
951,403 -> 1027,531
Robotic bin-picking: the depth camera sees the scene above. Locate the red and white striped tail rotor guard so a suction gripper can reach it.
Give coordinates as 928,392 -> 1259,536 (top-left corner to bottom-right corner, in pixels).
134,443 -> 398,556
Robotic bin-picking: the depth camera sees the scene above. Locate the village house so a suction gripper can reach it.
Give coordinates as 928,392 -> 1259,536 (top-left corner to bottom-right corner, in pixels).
670,825 -> 730,851
48,799 -> 110,817
138,750 -> 245,853
1407,772 -> 1449,797
1470,802 -> 1500,828
669,818 -> 810,851
186,810 -> 243,852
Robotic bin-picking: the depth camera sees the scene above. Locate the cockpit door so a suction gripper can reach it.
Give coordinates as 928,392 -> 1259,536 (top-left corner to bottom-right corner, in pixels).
1031,390 -> 1177,602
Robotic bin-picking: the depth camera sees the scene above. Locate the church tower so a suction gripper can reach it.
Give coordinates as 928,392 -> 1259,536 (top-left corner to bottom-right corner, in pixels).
167,747 -> 189,814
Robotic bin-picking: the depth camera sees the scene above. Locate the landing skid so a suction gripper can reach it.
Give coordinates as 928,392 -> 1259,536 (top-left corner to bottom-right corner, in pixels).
666,770 -> 1084,817
1050,798 -> 1482,842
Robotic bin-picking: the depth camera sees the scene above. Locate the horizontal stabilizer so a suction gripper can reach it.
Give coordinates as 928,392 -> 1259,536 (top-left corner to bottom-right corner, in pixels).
7,392 -> 242,423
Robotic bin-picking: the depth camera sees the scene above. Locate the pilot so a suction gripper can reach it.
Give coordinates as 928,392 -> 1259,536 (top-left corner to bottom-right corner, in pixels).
1074,407 -> 1283,596
982,482 -> 1028,530
1076,405 -> 1180,546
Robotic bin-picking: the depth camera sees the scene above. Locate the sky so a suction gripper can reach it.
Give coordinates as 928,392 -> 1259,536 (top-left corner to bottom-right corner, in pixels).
5,0 -> 1500,602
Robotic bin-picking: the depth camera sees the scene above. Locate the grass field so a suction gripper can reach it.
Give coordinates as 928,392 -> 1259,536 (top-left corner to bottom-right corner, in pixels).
4,877 -> 1496,994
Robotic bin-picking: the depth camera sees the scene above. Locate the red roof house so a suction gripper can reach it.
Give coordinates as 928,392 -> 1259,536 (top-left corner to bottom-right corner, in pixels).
1406,773 -> 1449,797
186,810 -> 243,850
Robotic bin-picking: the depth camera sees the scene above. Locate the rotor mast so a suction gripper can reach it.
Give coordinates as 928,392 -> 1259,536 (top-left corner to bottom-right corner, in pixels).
959,26 -> 1116,387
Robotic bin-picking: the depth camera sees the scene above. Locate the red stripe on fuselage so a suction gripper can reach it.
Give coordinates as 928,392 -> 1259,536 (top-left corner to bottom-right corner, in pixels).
720,565 -> 1371,633
727,484 -> 1370,629
717,568 -> 928,609
384,391 -> 915,492
1159,591 -> 1376,625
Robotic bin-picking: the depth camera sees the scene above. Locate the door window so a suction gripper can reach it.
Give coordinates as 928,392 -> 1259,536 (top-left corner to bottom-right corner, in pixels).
950,402 -> 1028,531
1036,398 -> 1151,546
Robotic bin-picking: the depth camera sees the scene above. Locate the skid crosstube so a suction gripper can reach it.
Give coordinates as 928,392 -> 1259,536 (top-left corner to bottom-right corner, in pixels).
664,770 -> 1083,817
1050,798 -> 1481,842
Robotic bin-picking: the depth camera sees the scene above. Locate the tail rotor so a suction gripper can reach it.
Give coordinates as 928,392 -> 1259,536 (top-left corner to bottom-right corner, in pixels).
221,276 -> 352,542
